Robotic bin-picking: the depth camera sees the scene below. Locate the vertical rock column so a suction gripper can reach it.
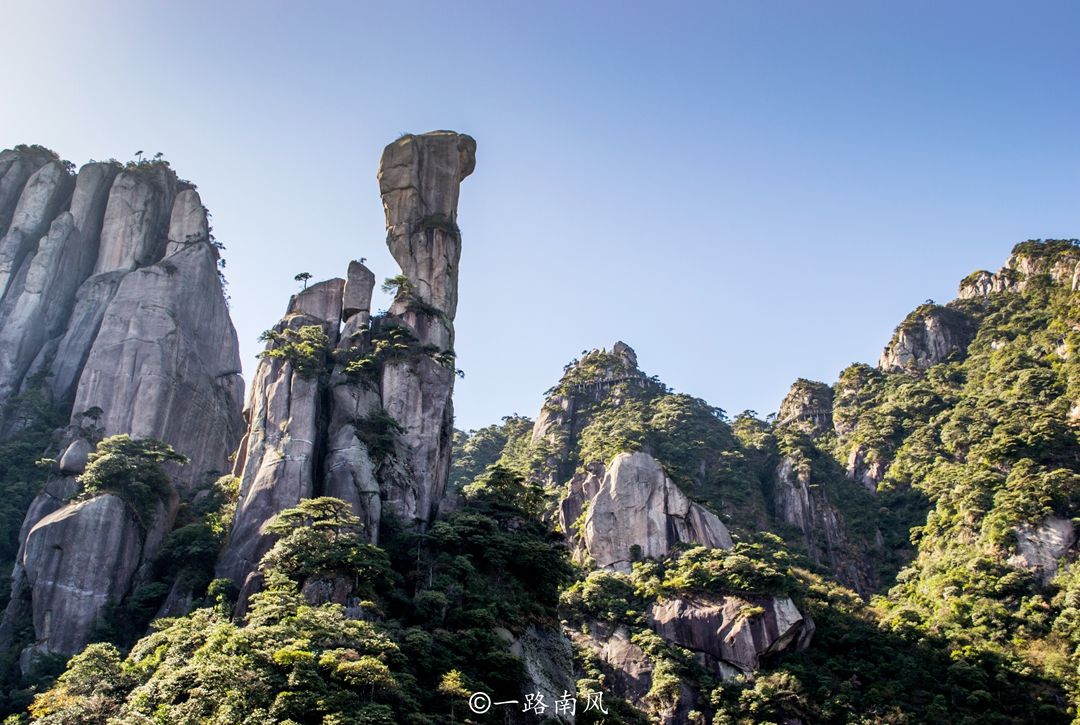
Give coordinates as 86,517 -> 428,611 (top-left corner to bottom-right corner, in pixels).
323,261 -> 383,539
217,279 -> 344,604
376,131 -> 475,526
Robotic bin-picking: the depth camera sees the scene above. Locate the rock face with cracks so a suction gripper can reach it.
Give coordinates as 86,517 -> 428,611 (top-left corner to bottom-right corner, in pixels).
219,132 -> 476,608
0,146 -> 243,665
582,451 -> 733,572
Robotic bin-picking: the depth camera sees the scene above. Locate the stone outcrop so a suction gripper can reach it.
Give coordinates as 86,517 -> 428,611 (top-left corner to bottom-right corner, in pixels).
846,443 -> 887,492
499,626 -> 576,725
379,131 -> 475,321
581,452 -> 732,572
647,595 -> 814,676
1008,516 -> 1076,585
776,378 -> 833,434
217,280 -> 343,602
0,147 -> 61,238
71,240 -> 244,490
219,132 -> 475,605
0,146 -> 244,663
879,304 -> 975,373
772,454 -> 876,596
377,132 -> 474,524
0,161 -> 74,299
20,495 -> 146,660
959,242 -> 1080,299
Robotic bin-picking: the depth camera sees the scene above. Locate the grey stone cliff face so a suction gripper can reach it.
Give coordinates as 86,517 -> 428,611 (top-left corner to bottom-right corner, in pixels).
0,147 -> 244,662
21,495 -> 146,659
581,451 -> 732,572
879,304 -> 975,373
217,280 -> 344,602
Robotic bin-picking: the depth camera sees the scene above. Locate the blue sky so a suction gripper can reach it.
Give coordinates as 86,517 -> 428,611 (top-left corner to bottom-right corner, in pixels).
2,1 -> 1078,430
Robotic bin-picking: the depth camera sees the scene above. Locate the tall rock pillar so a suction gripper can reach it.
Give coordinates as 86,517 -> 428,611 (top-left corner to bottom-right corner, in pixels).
377,132 -> 475,526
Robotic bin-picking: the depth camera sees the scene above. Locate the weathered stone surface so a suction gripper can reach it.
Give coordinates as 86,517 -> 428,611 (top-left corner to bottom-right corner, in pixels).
379,356 -> 455,525
0,161 -> 75,299
0,147 -> 57,238
648,595 -> 813,675
58,438 -> 93,474
1008,516 -> 1076,585
499,626 -> 576,725
288,277 -> 344,324
558,464 -> 603,556
959,246 -> 1080,299
217,314 -> 326,601
69,162 -> 120,250
323,377 -> 383,540
44,271 -> 126,403
93,166 -> 177,274
0,214 -> 85,403
72,243 -> 244,489
342,260 -> 375,321
846,443 -> 887,492
583,452 -> 732,572
571,623 -> 653,702
879,305 -> 975,373
165,189 -> 209,256
777,378 -> 833,434
20,494 -> 144,659
378,131 -> 475,319
774,454 -> 875,596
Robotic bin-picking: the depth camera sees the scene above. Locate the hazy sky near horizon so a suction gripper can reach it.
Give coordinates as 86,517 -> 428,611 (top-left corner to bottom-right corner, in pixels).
2,1 -> 1078,430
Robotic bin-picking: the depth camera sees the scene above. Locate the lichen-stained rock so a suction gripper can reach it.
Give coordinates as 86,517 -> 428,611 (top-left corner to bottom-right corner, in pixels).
68,161 -> 121,250
879,304 -> 975,373
71,242 -> 244,490
583,452 -> 732,572
0,214 -> 85,403
647,595 -> 813,676
42,271 -> 127,403
342,260 -> 375,321
1008,516 -> 1076,585
0,161 -> 75,299
378,131 -> 475,320
776,378 -> 833,434
217,312 -> 331,602
379,356 -> 455,525
0,147 -> 58,238
773,454 -> 875,595
93,166 -> 177,275
20,494 -> 144,660
288,277 -> 345,324
323,373 -> 383,540
498,626 -> 577,724
164,189 -> 209,256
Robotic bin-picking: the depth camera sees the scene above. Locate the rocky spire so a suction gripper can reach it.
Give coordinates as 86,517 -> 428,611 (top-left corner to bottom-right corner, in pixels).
377,131 -> 475,525
217,132 -> 476,608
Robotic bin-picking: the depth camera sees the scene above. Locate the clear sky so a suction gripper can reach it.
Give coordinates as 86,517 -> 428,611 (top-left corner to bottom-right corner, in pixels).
2,1 -> 1077,431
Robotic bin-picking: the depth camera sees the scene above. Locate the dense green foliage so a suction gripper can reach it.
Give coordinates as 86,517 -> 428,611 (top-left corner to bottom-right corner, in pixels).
77,435 -> 188,528
258,324 -> 333,380
24,465 -> 571,724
